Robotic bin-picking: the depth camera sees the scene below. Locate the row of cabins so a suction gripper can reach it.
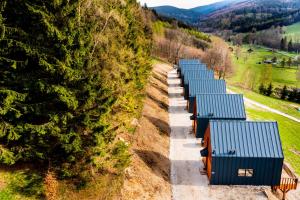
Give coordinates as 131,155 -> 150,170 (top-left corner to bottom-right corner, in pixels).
177,59 -> 297,198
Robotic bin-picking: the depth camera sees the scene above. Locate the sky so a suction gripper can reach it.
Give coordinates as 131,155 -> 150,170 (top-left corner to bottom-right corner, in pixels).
137,0 -> 224,9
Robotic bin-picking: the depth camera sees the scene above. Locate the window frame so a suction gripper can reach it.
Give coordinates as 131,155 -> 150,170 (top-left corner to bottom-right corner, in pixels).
238,169 -> 254,177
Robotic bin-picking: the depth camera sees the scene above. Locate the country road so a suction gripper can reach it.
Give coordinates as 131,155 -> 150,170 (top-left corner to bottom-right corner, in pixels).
227,89 -> 300,123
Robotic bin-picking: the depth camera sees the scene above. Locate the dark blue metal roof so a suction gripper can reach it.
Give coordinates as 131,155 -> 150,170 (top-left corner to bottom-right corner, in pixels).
196,94 -> 246,118
183,70 -> 214,84
179,59 -> 200,65
180,64 -> 207,73
189,80 -> 226,97
209,120 -> 284,159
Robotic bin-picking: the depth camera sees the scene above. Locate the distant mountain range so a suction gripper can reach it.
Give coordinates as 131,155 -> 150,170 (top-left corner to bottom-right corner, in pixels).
152,0 -> 300,32
152,0 -> 249,24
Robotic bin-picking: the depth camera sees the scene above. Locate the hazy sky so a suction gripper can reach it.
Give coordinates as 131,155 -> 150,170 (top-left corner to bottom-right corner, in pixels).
138,0 -> 224,9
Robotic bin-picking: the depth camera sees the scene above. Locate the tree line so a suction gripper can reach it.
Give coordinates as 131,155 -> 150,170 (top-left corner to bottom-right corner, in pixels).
259,83 -> 300,103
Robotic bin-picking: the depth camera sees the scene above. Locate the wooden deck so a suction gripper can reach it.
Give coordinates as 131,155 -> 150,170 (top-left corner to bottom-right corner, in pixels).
272,163 -> 298,200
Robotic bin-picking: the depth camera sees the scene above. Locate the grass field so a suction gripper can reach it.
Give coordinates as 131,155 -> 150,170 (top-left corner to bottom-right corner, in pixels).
247,108 -> 300,176
228,45 -> 299,90
228,85 -> 300,119
283,22 -> 300,43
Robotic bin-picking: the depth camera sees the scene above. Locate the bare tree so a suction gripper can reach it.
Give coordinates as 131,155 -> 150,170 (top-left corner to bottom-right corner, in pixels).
164,28 -> 191,63
203,39 -> 232,79
235,46 -> 242,60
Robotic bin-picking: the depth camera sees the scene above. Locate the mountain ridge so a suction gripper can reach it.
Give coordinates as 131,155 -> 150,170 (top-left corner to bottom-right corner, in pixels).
151,0 -> 300,32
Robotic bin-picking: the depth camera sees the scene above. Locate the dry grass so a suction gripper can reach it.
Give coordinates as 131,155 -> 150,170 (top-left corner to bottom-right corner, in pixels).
118,62 -> 172,200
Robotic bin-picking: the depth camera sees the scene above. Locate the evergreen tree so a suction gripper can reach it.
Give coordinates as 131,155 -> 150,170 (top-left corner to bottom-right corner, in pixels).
280,85 -> 288,100
288,40 -> 293,52
271,56 -> 277,63
280,38 -> 287,50
0,0 -> 102,167
0,0 -> 151,177
265,83 -> 273,96
259,83 -> 265,94
281,58 -> 286,68
287,57 -> 292,67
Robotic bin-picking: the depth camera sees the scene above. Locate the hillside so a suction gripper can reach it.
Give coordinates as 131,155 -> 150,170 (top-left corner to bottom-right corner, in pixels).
152,6 -> 199,24
0,0 -> 152,199
284,22 -> 300,43
152,0 -> 245,24
152,0 -> 300,33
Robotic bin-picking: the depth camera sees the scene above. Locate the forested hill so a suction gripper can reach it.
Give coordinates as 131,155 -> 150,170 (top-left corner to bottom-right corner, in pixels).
0,0 -> 152,198
200,0 -> 300,33
152,0 -> 300,33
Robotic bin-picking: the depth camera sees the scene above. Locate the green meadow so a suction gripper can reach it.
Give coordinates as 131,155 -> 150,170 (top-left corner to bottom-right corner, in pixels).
247,108 -> 300,176
228,45 -> 299,90
283,22 -> 300,43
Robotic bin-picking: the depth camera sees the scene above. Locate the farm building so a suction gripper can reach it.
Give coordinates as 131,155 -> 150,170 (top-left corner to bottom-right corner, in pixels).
201,120 -> 284,186
178,64 -> 207,78
191,94 -> 246,138
186,79 -> 226,109
183,70 -> 214,99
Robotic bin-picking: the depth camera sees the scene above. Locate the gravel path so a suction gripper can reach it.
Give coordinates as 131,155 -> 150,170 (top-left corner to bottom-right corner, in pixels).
168,69 -> 267,200
168,69 -> 209,200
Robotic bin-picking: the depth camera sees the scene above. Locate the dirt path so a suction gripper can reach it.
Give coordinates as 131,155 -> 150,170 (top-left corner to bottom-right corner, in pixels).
168,69 -> 268,200
227,89 -> 300,123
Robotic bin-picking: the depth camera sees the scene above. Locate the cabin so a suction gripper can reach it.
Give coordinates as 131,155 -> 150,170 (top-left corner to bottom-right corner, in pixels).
187,79 -> 226,111
191,94 -> 246,138
179,64 -> 207,83
179,59 -> 200,65
183,70 -> 214,99
201,120 -> 284,186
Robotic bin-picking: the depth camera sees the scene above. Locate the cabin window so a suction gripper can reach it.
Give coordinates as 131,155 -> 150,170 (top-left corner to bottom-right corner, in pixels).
238,169 -> 254,177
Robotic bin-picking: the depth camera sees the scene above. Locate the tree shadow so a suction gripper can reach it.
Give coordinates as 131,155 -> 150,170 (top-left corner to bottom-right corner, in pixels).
167,77 -> 179,80
153,74 -> 168,86
169,105 -> 188,114
170,126 -> 194,139
169,92 -> 183,99
168,83 -> 181,87
183,143 -> 201,148
134,150 -> 170,182
147,92 -> 168,111
134,150 -> 209,186
150,81 -> 168,96
156,71 -> 168,79
145,115 -> 170,136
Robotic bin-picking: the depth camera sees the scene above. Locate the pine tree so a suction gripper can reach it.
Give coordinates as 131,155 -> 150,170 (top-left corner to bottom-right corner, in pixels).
288,40 -> 293,52
287,57 -> 292,67
265,83 -> 273,96
281,58 -> 286,68
281,85 -> 288,100
0,0 -> 152,177
259,83 -> 265,94
280,37 -> 288,51
0,0 -> 100,167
